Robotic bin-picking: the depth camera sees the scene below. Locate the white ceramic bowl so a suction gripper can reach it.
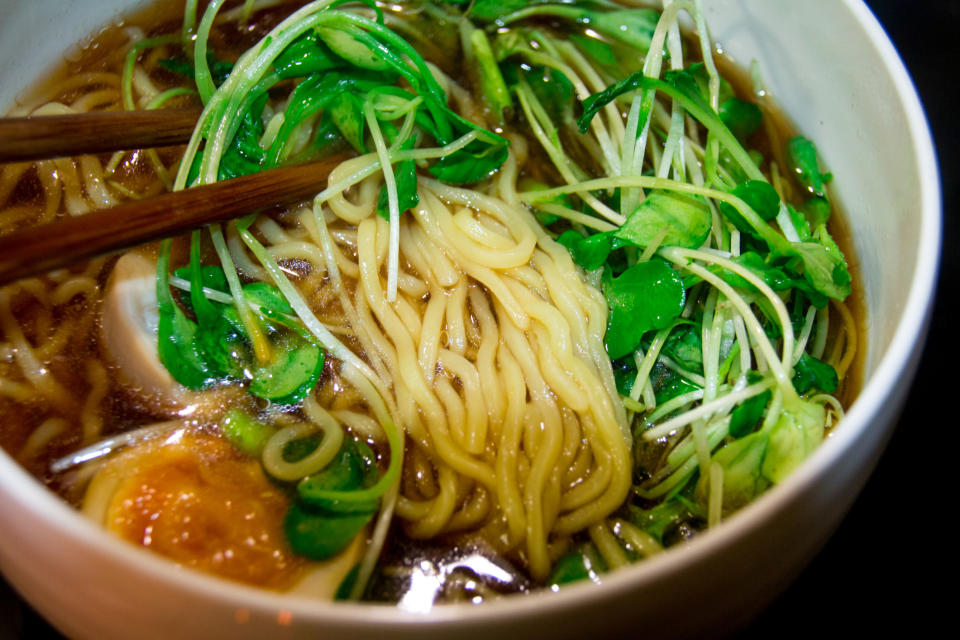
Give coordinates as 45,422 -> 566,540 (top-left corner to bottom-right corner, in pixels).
0,1 -> 940,638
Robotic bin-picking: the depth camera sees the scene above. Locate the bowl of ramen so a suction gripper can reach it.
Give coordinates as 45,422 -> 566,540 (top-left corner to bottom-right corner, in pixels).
0,0 -> 939,638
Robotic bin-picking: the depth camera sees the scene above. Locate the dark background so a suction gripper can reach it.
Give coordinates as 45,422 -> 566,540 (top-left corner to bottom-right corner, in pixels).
1,0 -> 954,637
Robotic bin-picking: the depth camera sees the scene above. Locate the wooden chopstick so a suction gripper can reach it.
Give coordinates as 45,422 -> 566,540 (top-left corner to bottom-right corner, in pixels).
0,108 -> 201,163
0,154 -> 347,286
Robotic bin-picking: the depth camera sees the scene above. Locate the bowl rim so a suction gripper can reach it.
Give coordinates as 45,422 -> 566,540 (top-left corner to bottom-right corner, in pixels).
0,0 -> 942,629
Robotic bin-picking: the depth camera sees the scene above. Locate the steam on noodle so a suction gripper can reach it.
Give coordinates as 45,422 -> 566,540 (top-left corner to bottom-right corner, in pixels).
0,0 -> 858,604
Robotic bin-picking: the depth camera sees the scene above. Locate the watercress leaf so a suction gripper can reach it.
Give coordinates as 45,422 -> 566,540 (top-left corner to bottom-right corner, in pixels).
220,408 -> 276,458
615,189 -> 711,250
625,497 -> 694,544
548,545 -> 606,588
186,233 -> 222,329
428,138 -> 508,184
316,22 -> 391,71
284,502 -> 372,560
717,252 -> 793,291
156,241 -> 220,388
652,364 -> 701,405
787,204 -> 813,241
719,97 -> 762,141
377,138 -> 419,219
173,265 -> 229,296
612,356 -> 638,396
557,230 -> 612,271
697,431 -> 770,513
570,33 -> 617,68
159,52 -> 232,86
578,70 -> 645,134
329,91 -> 366,153
298,440 -> 380,513
786,136 -> 831,197
243,282 -> 294,315
604,260 -> 686,359
519,177 -> 575,225
731,179 -> 780,221
469,0 -> 546,22
760,399 -> 825,483
527,65 -> 575,125
586,9 -> 660,53
792,352 -> 839,394
782,241 -> 851,300
218,93 -> 268,179
274,32 -> 343,79
157,56 -> 194,78
689,62 -> 734,106
660,323 -> 703,374
157,303 -> 216,389
801,196 -> 831,227
728,388 -> 772,438
249,333 -> 324,405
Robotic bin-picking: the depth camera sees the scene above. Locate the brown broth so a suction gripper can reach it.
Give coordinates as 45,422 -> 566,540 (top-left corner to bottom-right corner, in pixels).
0,0 -> 866,599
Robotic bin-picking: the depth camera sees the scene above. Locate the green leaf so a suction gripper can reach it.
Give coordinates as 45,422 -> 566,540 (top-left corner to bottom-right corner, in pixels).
298,439 -> 381,513
792,352 -> 839,394
217,93 -> 268,180
698,431 -> 770,512
156,242 -> 217,389
428,138 -> 509,184
329,91 -> 366,153
787,204 -> 813,241
469,0 -> 545,22
316,22 -> 391,71
376,136 -> 420,219
801,196 -> 831,227
284,502 -> 372,560
615,190 -> 712,250
220,409 -> 276,458
719,98 -> 762,141
242,282 -> 295,315
612,356 -> 637,396
781,241 -> 851,300
651,363 -> 702,405
159,52 -> 233,86
248,334 -> 324,405
604,260 -> 686,359
660,323 -> 703,374
786,136 -> 831,197
729,388 -> 771,438
625,496 -> 694,544
760,399 -> 825,483
273,32 -> 343,79
719,179 -> 780,234
526,65 -> 575,125
547,544 -> 606,588
557,230 -> 611,271
578,9 -> 660,53
570,33 -> 617,68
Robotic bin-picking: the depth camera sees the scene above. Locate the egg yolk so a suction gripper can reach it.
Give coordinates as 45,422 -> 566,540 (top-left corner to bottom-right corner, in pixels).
104,431 -> 306,590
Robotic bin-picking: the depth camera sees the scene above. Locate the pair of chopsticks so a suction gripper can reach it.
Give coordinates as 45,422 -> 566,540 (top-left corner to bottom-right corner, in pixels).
0,109 -> 344,285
